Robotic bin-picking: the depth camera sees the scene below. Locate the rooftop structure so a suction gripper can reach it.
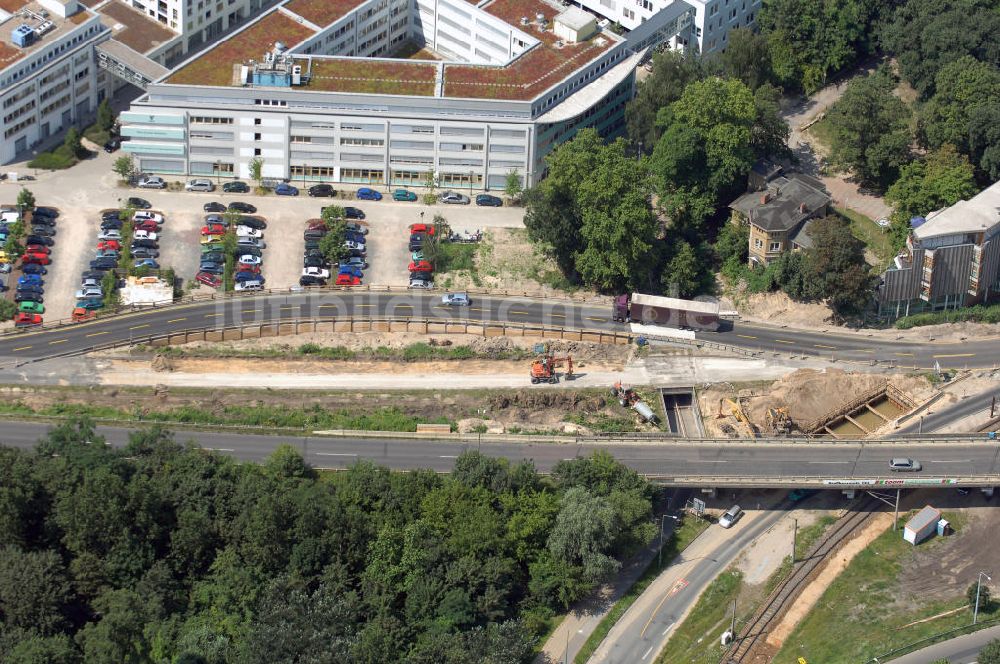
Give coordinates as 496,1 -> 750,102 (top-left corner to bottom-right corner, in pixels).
96,1 -> 175,55
912,179 -> 1000,241
730,174 -> 830,233
0,0 -> 93,71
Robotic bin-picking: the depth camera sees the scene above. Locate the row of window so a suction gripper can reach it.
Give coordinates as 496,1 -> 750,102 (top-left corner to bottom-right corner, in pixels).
191,115 -> 233,124
3,24 -> 100,88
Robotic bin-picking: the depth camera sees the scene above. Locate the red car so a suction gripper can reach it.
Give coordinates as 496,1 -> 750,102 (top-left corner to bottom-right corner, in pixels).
25,244 -> 51,254
135,220 -> 160,232
236,263 -> 261,274
409,223 -> 435,235
195,271 -> 222,288
201,224 -> 226,236
21,253 -> 50,265
14,312 -> 42,326
408,260 -> 433,273
306,220 -> 327,231
335,273 -> 361,286
97,240 -> 121,251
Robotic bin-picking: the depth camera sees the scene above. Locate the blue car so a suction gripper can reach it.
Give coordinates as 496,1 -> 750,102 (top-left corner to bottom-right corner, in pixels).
234,271 -> 263,282
338,265 -> 363,278
345,230 -> 366,243
134,258 -> 160,269
18,274 -> 43,287
356,187 -> 382,201
274,183 -> 299,196
21,264 -> 46,275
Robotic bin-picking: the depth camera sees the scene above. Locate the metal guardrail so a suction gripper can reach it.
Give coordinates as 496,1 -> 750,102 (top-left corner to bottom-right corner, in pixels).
864,616 -> 1000,663
0,285 -> 613,337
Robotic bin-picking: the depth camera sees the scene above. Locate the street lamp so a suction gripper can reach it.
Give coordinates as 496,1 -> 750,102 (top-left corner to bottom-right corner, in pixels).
658,513 -> 680,568
975,571 -> 992,624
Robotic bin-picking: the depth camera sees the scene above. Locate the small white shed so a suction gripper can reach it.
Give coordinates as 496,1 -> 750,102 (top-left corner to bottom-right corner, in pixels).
554,7 -> 596,43
903,505 -> 941,545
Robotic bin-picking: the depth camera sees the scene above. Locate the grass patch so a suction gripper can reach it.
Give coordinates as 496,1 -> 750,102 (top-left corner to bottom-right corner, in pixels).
575,515 -> 710,663
564,412 -> 651,433
837,207 -> 894,268
27,144 -> 79,170
144,342 -> 534,362
806,117 -> 836,156
655,569 -> 747,664
0,400 -> 454,432
895,302 -> 1000,329
773,511 -> 991,663
83,123 -> 111,146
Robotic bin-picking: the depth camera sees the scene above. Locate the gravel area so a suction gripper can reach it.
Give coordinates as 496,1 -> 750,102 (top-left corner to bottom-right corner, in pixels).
34,202 -> 93,321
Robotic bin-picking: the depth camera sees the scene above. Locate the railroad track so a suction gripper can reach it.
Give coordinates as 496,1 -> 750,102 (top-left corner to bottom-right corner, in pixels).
721,497 -> 880,663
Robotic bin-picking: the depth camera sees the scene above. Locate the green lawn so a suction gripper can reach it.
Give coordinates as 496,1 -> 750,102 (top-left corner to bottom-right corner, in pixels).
837,206 -> 894,268
806,117 -> 836,155
773,512 -> 995,663
575,515 -> 711,664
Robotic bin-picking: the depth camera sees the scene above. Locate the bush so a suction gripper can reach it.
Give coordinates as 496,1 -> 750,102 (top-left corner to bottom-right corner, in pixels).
896,303 -> 1000,329
423,193 -> 438,205
0,299 -> 17,320
27,145 -> 77,170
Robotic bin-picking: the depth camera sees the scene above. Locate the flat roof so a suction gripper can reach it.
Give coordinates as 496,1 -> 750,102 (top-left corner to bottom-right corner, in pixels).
164,0 -> 619,101
97,1 -> 175,54
0,0 -> 96,72
913,180 -> 1000,241
905,505 -> 941,531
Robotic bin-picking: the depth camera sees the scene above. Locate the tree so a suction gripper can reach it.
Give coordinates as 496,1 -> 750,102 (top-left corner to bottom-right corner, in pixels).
248,157 -> 264,189
969,581 -> 992,613
0,298 -> 17,320
716,28 -> 773,90
112,155 -> 136,181
661,240 -> 701,298
0,547 -> 74,634
625,50 -> 705,148
801,216 -> 877,315
97,99 -> 115,133
318,219 -> 349,265
885,145 -> 979,249
714,221 -> 749,265
264,444 -> 314,481
75,588 -> 156,663
980,638 -> 1000,664
547,487 -> 621,582
5,634 -> 79,664
969,104 -> 1000,182
63,127 -> 84,159
16,187 -> 34,211
321,205 -> 345,226
825,68 -> 912,189
503,169 -> 522,203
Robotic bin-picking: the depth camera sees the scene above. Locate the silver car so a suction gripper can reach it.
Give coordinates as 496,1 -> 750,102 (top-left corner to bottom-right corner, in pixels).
441,292 -> 470,306
440,191 -> 470,205
137,176 -> 166,189
185,178 -> 215,192
718,505 -> 743,529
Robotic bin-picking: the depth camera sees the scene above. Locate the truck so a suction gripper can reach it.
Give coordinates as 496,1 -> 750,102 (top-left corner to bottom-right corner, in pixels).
611,293 -> 721,331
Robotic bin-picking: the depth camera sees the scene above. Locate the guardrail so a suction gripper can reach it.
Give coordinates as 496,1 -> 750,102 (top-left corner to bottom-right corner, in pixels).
645,474 -> 1000,487
0,285 -> 614,337
863,616 -> 1000,663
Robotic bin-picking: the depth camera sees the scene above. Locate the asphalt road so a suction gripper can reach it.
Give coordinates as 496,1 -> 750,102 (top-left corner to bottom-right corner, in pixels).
593,509 -> 787,664
1,291 -> 999,369
4,420 -> 1000,486
890,623 -> 1000,664
896,390 -> 1000,435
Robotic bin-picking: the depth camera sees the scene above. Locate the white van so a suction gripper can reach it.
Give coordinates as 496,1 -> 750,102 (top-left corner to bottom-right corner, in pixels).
234,280 -> 263,292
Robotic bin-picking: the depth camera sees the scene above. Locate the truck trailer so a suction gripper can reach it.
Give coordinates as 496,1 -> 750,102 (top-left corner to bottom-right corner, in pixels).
611,293 -> 721,331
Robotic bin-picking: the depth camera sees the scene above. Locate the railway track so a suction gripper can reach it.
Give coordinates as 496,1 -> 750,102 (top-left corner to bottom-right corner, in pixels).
721,497 -> 880,663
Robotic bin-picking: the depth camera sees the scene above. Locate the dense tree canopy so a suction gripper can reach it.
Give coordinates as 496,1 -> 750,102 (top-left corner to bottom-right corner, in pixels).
0,421 -> 654,663
625,51 -> 706,149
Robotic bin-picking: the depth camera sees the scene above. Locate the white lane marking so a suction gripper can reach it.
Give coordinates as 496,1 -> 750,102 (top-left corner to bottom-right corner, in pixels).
642,646 -> 654,660
316,452 -> 358,456
206,447 -> 234,452
689,460 -> 728,463
932,459 -> 972,463
662,622 -> 675,635
440,455 -> 459,459
809,461 -> 850,464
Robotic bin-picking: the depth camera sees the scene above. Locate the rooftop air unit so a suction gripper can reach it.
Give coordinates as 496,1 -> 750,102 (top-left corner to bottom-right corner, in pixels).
291,64 -> 302,85
520,16 -> 529,25
11,24 -> 35,48
274,41 -> 286,53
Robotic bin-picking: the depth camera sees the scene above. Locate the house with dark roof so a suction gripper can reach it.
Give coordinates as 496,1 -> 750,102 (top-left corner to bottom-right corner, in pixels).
728,173 -> 831,265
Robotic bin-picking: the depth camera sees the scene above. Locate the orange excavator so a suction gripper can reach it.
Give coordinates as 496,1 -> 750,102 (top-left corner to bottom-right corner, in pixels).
530,354 -> 573,384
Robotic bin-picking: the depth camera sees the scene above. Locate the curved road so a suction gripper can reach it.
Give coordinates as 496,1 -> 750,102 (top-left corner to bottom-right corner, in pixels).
0,291 -> 999,369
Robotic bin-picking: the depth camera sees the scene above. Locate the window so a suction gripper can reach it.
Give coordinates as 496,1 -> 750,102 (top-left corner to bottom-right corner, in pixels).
291,136 -> 311,144
769,242 -> 781,252
291,165 -> 335,178
341,137 -> 384,146
254,148 -> 261,156
191,116 -> 234,124
341,168 -> 384,183
254,118 -> 261,125
754,238 -> 763,249
254,133 -> 261,140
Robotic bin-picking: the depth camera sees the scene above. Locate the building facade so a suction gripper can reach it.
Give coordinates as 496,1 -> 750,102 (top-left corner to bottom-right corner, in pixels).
120,0 -> 694,189
0,0 -> 113,164
877,180 -> 1000,319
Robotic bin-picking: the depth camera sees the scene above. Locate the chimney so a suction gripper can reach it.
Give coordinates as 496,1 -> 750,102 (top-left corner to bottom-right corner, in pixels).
799,202 -> 807,214
760,192 -> 770,205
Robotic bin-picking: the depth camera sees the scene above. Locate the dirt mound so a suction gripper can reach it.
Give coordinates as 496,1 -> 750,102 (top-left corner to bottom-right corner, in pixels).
488,389 -> 606,412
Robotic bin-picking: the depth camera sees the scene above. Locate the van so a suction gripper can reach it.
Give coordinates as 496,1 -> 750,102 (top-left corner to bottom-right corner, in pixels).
234,279 -> 263,292
889,458 -> 922,472
718,505 -> 743,528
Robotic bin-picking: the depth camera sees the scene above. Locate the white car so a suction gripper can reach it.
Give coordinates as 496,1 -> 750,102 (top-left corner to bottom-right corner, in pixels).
234,279 -> 263,292
97,229 -> 122,241
344,240 -> 366,251
133,211 -> 163,223
137,176 -> 166,189
75,287 -> 103,299
133,230 -> 158,241
238,254 -> 261,265
235,225 -> 262,238
0,211 -> 19,224
185,178 -> 215,192
302,266 -> 330,279
718,505 -> 744,529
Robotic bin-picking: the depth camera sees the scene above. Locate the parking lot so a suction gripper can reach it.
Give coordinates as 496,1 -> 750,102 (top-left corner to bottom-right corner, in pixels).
0,149 -> 526,321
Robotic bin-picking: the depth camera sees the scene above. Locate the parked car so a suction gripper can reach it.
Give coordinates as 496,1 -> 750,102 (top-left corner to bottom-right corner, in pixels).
137,176 -> 166,189
441,292 -> 471,306
236,237 -> 265,249
133,230 -> 158,241
337,265 -> 362,278
131,239 -> 158,249
102,210 -> 122,222
134,220 -> 160,233
356,187 -> 382,201
30,226 -> 55,237
475,193 -> 503,207
303,255 -> 328,269
302,266 -> 330,279
14,312 -> 42,327
89,257 -> 117,270
75,287 -> 103,299
134,259 -> 160,269
408,260 -> 433,273
308,183 -> 336,197
186,178 -> 215,192
21,264 -> 46,275
275,183 -> 299,196
344,240 -> 366,252
74,298 -> 104,310
228,201 -> 256,213
345,231 -> 366,243
96,241 -> 120,252
409,223 -> 436,235
889,458 -> 922,472
131,247 -> 159,259
411,250 -> 425,262
25,235 -> 53,246
133,211 -> 163,223
195,271 -> 222,288
299,275 -> 327,286
201,252 -> 224,263
409,233 -> 428,251
33,206 -> 58,219
201,224 -> 226,236
199,262 -> 223,274
345,221 -> 368,235
222,181 -> 250,193
22,253 -> 50,265
236,263 -> 261,274
409,274 -> 434,289
235,225 -> 262,238
440,191 -> 470,205
103,137 -> 121,153
18,300 -> 44,314
392,188 -> 417,202
718,505 -> 744,529
237,247 -> 262,258
95,249 -> 120,259
237,254 -> 262,265
101,219 -> 124,231
204,201 -> 226,213
18,274 -> 42,287
201,237 -> 224,247
234,280 -> 263,292
236,216 -> 266,230
24,245 -> 50,256
14,291 -> 42,303
127,197 -> 152,209
304,229 -> 327,240
335,274 -> 361,286
234,270 -> 262,283
98,228 -> 123,242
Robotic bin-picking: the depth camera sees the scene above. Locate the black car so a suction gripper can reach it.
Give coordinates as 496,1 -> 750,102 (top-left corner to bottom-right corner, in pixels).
22,264 -> 47,275
203,202 -> 226,213
228,201 -> 256,214
30,226 -> 55,237
34,207 -> 58,218
25,235 -> 53,246
202,252 -> 224,264
304,229 -> 327,240
127,197 -> 152,209
14,292 -> 42,303
30,218 -> 56,229
236,247 -> 262,258
299,275 -> 327,286
409,233 -> 427,251
89,258 -> 118,270
131,239 -> 158,249
101,210 -> 122,221
303,255 -> 328,269
409,272 -> 433,285
101,219 -> 124,231
308,184 -> 336,197
234,271 -> 261,282
104,137 -> 121,153
475,194 -> 503,207
238,216 -> 266,230
199,262 -> 223,274
80,269 -> 104,280
131,247 -> 159,259
222,181 -> 249,193
16,284 -> 43,296
303,249 -> 326,260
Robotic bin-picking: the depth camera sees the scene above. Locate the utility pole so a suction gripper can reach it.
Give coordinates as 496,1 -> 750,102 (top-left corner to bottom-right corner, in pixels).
893,489 -> 900,531
992,396 -> 996,418
731,596 -> 737,635
658,514 -> 667,569
975,571 -> 992,625
792,518 -> 798,563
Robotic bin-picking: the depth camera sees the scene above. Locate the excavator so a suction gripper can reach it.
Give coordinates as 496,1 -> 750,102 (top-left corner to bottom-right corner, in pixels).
530,354 -> 573,384
765,406 -> 792,435
718,397 -> 757,438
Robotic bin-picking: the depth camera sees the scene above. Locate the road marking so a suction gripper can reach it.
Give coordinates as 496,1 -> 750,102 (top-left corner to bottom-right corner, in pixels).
318,304 -> 337,308
469,307 -> 484,311
932,353 -> 975,359
932,459 -> 972,463
356,304 -> 372,308
166,317 -> 187,323
129,324 -> 150,330
642,646 -> 653,660
510,309 -> 529,315
641,579 -> 688,638
48,339 -> 67,345
204,313 -> 221,318
12,345 -> 31,351
550,313 -> 566,318
814,344 -> 837,350
586,316 -> 606,322
809,460 -> 849,464
689,460 -> 728,463
279,306 -> 294,310
774,339 -> 796,344
241,308 -> 260,313
858,349 -> 875,353
737,334 -> 757,339
440,455 -> 459,459
85,331 -> 108,337
662,622 -> 675,636
396,304 -> 413,309
205,447 -> 234,452
895,352 -> 914,357
315,452 -> 357,457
